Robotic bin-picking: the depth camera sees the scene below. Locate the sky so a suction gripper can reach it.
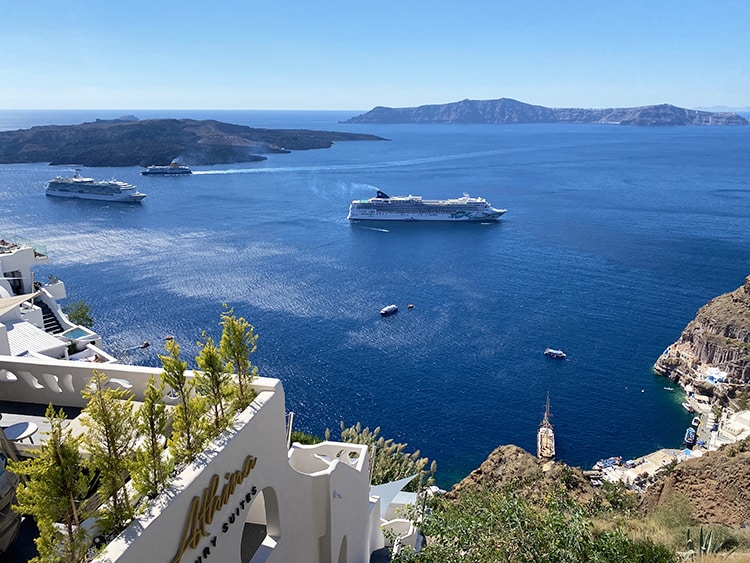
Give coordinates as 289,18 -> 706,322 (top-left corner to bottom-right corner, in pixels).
1,0 -> 748,111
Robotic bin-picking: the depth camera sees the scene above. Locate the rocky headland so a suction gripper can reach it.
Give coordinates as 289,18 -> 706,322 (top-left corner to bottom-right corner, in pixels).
0,116 -> 386,167
446,444 -> 598,505
451,443 -> 750,528
654,275 -> 750,405
344,98 -> 749,126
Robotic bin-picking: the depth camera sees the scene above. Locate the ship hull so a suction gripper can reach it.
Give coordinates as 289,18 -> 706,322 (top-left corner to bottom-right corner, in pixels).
46,190 -> 146,203
347,211 -> 504,221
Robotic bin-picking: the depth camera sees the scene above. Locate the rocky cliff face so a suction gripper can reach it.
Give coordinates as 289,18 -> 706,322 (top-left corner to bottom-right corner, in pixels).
345,98 -> 749,126
640,445 -> 750,527
653,276 -> 750,399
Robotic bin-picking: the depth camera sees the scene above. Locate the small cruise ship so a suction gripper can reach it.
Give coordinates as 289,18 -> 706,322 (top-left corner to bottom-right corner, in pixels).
140,163 -> 192,176
347,190 -> 506,222
46,171 -> 147,202
537,394 -> 555,460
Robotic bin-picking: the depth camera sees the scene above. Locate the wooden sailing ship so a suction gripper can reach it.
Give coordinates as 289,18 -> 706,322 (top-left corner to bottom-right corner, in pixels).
537,393 -> 556,460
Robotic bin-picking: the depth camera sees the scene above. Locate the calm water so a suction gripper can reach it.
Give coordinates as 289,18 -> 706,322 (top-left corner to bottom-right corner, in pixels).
2,110 -> 749,487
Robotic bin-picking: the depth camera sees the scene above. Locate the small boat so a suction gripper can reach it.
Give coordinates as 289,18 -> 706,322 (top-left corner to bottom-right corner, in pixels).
691,416 -> 701,427
663,386 -> 674,391
380,304 -> 398,316
544,347 -> 566,359
593,456 -> 623,470
682,402 -> 695,413
684,426 -> 697,446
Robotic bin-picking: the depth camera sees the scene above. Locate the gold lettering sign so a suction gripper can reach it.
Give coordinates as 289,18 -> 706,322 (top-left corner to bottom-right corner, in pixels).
171,455 -> 257,563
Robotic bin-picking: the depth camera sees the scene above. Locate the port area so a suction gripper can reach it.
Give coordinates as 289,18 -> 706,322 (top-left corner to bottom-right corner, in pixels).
585,449 -> 693,492
586,395 -> 750,492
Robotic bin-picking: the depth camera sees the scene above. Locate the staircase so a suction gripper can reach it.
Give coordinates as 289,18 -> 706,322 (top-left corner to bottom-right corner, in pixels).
36,300 -> 64,335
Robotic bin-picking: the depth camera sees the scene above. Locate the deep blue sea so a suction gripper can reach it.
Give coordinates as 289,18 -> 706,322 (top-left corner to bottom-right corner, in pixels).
2,110 -> 749,487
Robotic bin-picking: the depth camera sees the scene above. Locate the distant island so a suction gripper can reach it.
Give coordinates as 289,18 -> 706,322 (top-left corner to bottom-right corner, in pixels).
344,98 -> 749,126
0,116 -> 386,167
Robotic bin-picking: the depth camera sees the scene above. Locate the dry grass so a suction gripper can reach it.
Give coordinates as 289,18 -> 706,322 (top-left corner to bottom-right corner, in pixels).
591,493 -> 750,562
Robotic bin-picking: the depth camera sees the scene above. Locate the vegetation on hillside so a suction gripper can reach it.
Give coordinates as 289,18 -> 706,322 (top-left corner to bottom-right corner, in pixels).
394,479 -> 676,562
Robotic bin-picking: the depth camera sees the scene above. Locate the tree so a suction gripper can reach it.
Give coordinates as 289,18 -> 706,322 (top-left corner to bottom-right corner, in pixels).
9,404 -> 91,563
80,371 -> 137,534
219,306 -> 259,411
736,390 -> 749,411
131,375 -> 173,499
63,300 -> 94,328
195,331 -> 232,435
159,338 -> 206,466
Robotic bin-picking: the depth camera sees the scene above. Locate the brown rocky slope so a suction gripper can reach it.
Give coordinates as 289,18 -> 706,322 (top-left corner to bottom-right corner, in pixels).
640,443 -> 750,527
450,443 -> 750,529
446,444 -> 598,506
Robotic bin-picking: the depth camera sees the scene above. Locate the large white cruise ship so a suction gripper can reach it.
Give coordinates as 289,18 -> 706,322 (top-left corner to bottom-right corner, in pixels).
347,190 -> 506,222
46,171 -> 147,202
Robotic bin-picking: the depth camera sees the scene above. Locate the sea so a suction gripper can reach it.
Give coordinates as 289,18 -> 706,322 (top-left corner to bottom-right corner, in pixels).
1,109 -> 749,488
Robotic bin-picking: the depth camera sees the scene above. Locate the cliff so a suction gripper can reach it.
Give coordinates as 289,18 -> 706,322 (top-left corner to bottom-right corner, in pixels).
344,98 -> 748,126
653,276 -> 750,401
640,443 -> 750,527
0,117 -> 386,167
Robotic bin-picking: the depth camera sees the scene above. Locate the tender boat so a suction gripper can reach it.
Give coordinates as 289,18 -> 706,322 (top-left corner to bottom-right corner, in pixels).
348,190 -> 506,222
544,347 -> 566,359
380,304 -> 398,316
691,416 -> 701,427
684,426 -> 697,446
141,163 -> 192,176
536,393 -> 555,460
46,171 -> 146,202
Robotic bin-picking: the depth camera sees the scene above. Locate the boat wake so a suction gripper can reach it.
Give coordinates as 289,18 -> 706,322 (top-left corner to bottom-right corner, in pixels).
190,147 -> 529,176
359,226 -> 389,233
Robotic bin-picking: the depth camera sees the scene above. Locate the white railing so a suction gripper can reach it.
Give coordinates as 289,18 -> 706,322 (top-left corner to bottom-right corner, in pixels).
1,354 -> 174,407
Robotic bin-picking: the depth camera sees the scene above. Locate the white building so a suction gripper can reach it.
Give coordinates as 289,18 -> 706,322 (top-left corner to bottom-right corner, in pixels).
0,237 -> 420,562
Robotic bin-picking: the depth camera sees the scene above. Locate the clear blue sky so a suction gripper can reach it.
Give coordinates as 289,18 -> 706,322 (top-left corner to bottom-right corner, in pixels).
1,0 -> 748,111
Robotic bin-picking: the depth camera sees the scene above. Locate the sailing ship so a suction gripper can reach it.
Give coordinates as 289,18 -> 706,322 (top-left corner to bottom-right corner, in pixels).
537,393 -> 556,460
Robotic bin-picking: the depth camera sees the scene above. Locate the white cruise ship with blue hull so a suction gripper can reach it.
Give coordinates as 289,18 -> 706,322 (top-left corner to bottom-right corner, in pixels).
347,190 -> 506,222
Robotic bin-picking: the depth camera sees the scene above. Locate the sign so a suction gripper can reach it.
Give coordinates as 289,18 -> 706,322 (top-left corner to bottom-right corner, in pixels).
171,455 -> 258,563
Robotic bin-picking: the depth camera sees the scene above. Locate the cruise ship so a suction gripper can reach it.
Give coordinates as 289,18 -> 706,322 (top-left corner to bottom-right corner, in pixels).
0,236 -> 423,562
537,394 -> 555,460
347,190 -> 507,222
140,163 -> 192,176
46,171 -> 147,202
